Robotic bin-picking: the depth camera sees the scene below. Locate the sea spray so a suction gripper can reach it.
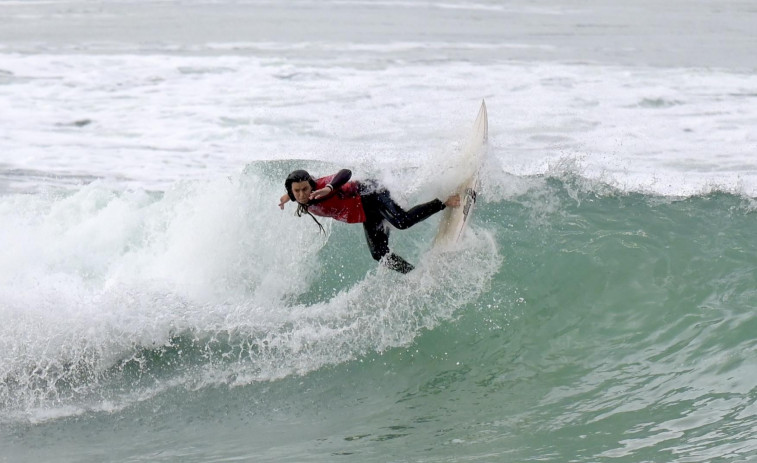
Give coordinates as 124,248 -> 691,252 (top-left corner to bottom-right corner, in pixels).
0,162 -> 501,424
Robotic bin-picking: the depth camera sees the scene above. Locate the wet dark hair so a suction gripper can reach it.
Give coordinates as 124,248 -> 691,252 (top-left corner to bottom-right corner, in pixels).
284,169 -> 325,233
285,170 -> 317,201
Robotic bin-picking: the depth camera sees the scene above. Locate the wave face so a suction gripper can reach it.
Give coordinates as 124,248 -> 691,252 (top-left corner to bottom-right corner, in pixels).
2,1 -> 756,459
1,161 -> 756,462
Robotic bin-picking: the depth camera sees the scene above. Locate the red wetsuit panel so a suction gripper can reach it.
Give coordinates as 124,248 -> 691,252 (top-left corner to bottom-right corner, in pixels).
307,175 -> 366,223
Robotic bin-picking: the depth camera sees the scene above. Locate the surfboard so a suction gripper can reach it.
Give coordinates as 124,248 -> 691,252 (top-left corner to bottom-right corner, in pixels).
433,100 -> 488,248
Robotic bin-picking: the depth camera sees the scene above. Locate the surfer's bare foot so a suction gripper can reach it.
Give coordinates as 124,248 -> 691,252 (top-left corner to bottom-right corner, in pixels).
444,194 -> 461,208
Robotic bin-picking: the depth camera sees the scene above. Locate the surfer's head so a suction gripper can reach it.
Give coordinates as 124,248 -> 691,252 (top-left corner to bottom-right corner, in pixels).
285,169 -> 326,233
285,169 -> 317,204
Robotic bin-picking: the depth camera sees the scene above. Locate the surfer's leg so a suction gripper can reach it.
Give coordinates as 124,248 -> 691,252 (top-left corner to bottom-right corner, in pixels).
384,254 -> 414,274
362,218 -> 414,274
362,216 -> 390,261
374,190 -> 446,230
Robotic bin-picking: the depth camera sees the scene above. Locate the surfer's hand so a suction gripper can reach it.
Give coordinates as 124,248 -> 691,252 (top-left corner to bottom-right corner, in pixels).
444,194 -> 461,208
279,194 -> 290,209
309,186 -> 333,200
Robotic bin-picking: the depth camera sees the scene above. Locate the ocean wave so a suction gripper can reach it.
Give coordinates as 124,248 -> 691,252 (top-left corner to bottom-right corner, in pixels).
0,163 -> 500,423
2,162 -> 756,461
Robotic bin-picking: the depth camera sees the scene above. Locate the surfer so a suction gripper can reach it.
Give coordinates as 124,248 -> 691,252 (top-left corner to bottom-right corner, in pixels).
279,169 -> 460,273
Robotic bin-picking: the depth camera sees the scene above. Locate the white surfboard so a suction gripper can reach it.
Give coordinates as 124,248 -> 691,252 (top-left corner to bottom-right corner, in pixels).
433,100 -> 488,248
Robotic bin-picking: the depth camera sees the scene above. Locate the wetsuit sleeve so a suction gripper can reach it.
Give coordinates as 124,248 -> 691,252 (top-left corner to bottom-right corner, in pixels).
327,169 -> 352,190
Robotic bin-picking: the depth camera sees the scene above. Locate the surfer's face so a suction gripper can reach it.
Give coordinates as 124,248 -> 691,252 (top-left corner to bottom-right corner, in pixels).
291,180 -> 313,204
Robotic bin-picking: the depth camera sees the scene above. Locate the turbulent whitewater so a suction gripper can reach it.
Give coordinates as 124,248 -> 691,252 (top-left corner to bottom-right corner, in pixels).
1,0 -> 756,461
2,163 -> 757,462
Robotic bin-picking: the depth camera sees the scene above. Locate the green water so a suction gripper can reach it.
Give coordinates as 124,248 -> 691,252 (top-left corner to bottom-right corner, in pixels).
2,177 -> 757,463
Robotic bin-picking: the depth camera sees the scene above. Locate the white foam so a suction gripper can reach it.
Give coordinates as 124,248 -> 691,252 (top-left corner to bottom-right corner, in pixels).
1,52 -> 755,196
2,0 -> 756,423
0,168 -> 500,420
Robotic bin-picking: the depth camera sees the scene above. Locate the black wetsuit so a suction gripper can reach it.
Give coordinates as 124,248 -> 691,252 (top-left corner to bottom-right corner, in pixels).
306,169 -> 446,274
358,181 -> 446,274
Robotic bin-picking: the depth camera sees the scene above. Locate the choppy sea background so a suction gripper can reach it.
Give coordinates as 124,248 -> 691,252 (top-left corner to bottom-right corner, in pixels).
1,1 -> 757,461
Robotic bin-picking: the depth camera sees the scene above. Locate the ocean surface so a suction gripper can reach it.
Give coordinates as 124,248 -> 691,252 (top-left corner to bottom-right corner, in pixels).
2,1 -> 757,462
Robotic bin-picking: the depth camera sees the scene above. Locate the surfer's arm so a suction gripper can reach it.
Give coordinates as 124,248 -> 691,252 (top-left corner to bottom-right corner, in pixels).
279,193 -> 290,209
309,169 -> 352,200
328,169 -> 352,190
309,186 -> 332,201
